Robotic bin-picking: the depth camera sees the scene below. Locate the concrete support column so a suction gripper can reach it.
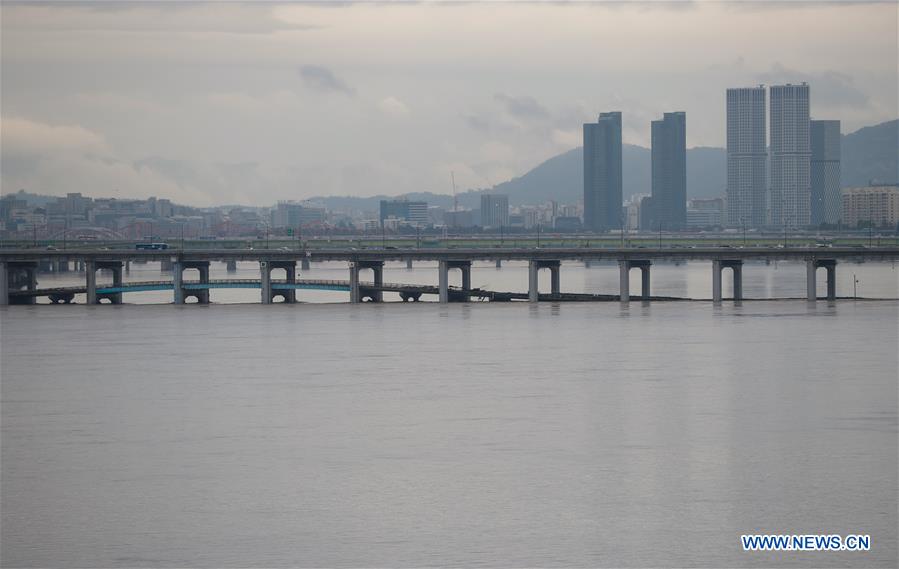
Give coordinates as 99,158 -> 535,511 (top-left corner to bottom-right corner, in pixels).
19,266 -> 37,305
806,260 -> 817,301
619,260 -> 630,303
109,264 -> 123,304
438,260 -> 449,304
371,264 -> 384,303
826,265 -> 836,300
173,262 -> 184,304
528,261 -> 539,302
226,259 -> 237,273
495,260 -> 502,268
550,265 -> 561,298
732,263 -> 743,301
350,263 -> 361,304
712,260 -> 722,303
461,265 -> 471,292
86,260 -> 97,305
124,260 -> 131,274
283,264 -> 297,304
640,266 -> 651,300
0,262 -> 8,306
260,261 -> 272,304
26,267 -> 37,293
406,258 -> 413,269
301,258 -> 311,271
195,263 -> 210,304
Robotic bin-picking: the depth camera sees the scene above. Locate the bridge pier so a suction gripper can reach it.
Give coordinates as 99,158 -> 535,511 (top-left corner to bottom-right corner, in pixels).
528,260 -> 561,302
301,258 -> 311,271
18,264 -> 38,304
438,261 -> 448,303
371,263 -> 384,303
265,260 -> 297,303
107,263 -> 124,304
86,261 -> 97,304
226,259 -> 238,273
4,262 -> 39,305
350,261 -> 384,303
0,262 -> 7,305
807,259 -> 837,301
406,258 -> 413,269
172,260 -> 210,304
56,260 -> 69,273
495,260 -> 502,268
438,260 -> 472,303
86,260 -> 123,304
712,260 -> 743,303
350,263 -> 360,304
619,260 -> 650,302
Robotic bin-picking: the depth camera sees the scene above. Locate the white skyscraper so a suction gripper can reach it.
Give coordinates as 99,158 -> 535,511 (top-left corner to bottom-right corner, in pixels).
726,87 -> 767,228
769,83 -> 811,228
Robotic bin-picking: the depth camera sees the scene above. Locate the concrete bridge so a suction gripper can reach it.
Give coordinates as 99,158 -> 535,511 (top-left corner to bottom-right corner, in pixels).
1,246 -> 897,305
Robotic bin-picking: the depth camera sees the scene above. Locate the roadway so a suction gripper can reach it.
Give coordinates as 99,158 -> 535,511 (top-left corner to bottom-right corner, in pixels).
2,245 -> 899,263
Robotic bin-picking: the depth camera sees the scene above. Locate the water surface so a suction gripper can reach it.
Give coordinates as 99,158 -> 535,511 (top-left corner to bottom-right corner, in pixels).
2,301 -> 896,567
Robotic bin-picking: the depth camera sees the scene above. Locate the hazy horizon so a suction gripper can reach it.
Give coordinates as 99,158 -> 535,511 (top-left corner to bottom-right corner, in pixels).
2,0 -> 897,207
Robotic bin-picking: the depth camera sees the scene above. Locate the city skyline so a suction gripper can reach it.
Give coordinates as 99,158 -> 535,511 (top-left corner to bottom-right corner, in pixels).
2,1 -> 896,206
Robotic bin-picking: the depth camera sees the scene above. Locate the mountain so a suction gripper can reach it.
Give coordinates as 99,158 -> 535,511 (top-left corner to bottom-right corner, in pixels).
493,144 -> 726,205
842,119 -> 898,187
489,119 -> 896,205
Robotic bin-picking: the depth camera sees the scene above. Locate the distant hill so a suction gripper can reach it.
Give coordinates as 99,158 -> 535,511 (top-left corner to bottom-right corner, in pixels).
842,119 -> 898,187
492,145 -> 727,205
314,144 -> 728,212
484,119 -> 897,205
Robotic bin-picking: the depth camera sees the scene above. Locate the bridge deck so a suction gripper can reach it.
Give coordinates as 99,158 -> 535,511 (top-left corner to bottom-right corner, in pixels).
8,279 -> 451,296
8,279 -> 671,302
2,245 -> 898,264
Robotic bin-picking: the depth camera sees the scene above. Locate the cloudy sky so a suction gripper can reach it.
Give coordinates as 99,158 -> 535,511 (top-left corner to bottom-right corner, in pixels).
2,0 -> 896,206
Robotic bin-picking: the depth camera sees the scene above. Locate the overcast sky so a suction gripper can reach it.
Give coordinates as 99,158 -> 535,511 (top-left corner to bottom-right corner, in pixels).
2,0 -> 896,206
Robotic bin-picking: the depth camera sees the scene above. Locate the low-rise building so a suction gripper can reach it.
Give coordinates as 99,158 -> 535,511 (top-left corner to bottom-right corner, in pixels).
841,185 -> 899,228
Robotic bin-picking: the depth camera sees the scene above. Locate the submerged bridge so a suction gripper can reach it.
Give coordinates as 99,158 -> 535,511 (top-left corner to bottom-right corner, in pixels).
1,246 -> 897,305
5,278 -> 627,304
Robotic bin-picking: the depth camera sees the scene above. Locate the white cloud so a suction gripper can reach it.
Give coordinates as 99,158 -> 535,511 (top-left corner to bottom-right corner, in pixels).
2,116 -> 109,155
378,96 -> 411,117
